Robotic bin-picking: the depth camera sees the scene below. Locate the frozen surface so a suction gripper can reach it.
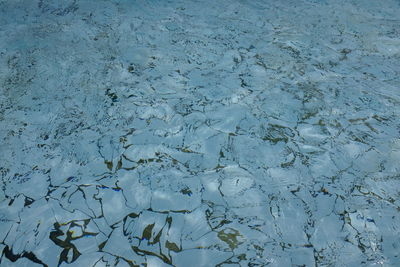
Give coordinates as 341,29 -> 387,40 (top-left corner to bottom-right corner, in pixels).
0,0 -> 400,266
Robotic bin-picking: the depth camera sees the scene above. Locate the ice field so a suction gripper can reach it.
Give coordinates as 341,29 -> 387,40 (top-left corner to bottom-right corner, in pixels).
0,0 -> 400,266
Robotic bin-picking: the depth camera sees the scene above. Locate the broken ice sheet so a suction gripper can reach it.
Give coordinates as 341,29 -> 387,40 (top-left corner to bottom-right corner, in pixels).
1,0 -> 400,266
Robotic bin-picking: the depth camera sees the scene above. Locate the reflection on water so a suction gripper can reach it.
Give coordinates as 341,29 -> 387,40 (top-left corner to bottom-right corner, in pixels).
1,0 -> 400,266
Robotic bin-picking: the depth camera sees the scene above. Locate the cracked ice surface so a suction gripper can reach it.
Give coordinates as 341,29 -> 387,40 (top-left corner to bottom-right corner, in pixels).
1,0 -> 400,266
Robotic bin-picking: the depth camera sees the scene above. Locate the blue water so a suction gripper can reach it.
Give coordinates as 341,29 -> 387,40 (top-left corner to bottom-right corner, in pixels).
0,0 -> 399,266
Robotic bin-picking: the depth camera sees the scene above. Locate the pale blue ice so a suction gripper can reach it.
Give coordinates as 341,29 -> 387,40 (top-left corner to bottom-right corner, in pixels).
0,0 -> 399,266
